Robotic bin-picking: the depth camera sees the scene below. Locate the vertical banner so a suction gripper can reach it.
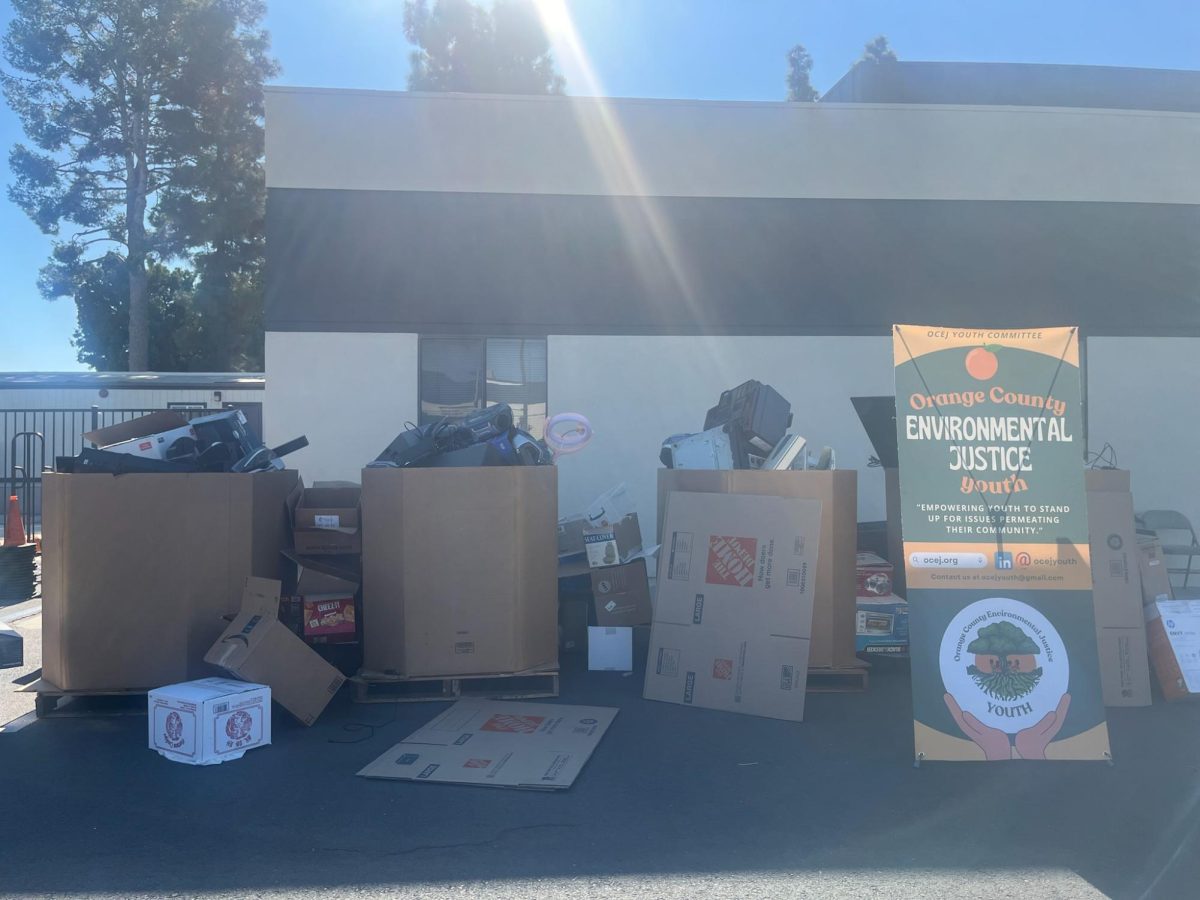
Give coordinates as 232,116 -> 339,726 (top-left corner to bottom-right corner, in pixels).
893,325 -> 1110,762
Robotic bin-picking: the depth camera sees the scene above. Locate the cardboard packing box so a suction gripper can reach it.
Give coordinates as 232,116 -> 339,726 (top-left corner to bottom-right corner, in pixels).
292,482 -> 362,555
1145,600 -> 1200,701
1085,469 -> 1152,706
559,550 -> 654,629
557,484 -> 637,557
1138,537 -> 1174,606
644,491 -> 821,721
205,577 -> 346,725
855,594 -> 909,656
855,551 -> 894,598
361,466 -> 558,677
280,551 -> 360,645
41,469 -> 297,692
656,469 -> 857,670
357,699 -> 618,790
148,677 -> 271,765
582,515 -> 644,568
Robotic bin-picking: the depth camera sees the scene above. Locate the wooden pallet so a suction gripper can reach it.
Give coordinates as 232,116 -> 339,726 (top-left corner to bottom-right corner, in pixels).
353,667 -> 560,704
805,665 -> 870,693
22,677 -> 147,718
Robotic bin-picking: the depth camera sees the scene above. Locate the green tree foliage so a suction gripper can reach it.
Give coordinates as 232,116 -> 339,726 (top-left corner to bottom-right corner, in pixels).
785,44 -> 818,102
404,0 -> 565,94
71,253 -> 204,371
3,1 -> 275,371
967,621 -> 1041,658
860,35 -> 897,64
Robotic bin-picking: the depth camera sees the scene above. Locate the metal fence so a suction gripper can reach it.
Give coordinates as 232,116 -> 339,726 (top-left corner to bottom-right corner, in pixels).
1,407 -> 216,539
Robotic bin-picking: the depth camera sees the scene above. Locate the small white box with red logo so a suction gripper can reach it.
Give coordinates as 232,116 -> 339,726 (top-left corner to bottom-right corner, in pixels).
148,677 -> 271,765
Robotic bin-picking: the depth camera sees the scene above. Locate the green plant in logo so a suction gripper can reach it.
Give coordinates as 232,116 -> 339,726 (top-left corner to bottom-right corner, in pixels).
966,621 -> 1043,701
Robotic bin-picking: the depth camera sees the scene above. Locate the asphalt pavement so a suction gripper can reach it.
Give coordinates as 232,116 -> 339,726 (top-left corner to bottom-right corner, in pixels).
1,635 -> 1198,899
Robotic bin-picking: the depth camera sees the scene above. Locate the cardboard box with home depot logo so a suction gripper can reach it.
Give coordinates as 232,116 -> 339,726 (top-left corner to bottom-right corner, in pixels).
41,469 -> 297,692
656,469 -> 856,670
205,577 -> 346,725
357,699 -> 618,790
1086,469 -> 1152,706
855,552 -> 894,598
361,466 -> 558,677
291,482 -> 362,555
644,491 -> 821,721
148,677 -> 271,765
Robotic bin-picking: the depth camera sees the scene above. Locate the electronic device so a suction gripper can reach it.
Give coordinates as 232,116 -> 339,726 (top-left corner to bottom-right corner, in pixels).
764,434 -> 808,470
704,380 -> 793,457
369,403 -> 551,469
659,427 -> 735,469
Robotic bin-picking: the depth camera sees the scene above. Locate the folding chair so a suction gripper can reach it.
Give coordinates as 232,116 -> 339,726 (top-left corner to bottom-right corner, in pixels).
1140,509 -> 1200,588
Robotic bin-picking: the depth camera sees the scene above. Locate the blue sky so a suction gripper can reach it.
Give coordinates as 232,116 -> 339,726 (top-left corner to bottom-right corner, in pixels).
2,0 -> 1198,371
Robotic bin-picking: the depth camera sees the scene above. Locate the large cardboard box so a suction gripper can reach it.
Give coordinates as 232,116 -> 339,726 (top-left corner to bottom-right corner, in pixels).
656,469 -> 857,669
644,491 -> 821,721
41,470 -> 297,691
1145,600 -> 1200,701
205,577 -> 346,725
1085,469 -> 1152,706
357,699 -> 618,790
148,677 -> 271,765
362,466 -> 558,677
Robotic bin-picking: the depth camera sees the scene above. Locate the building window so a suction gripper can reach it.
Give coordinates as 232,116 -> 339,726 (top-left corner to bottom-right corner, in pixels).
419,337 -> 548,435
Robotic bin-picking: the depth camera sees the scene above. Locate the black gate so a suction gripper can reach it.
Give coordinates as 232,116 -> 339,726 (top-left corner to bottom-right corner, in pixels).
0,406 -> 222,539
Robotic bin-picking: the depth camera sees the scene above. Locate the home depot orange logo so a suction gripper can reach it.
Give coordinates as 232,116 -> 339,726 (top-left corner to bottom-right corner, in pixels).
712,658 -> 734,680
706,536 -> 757,587
481,714 -> 545,734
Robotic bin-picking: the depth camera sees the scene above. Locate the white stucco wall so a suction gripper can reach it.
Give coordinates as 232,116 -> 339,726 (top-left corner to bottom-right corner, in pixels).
548,335 -> 896,526
1086,337 -> 1200,530
263,331 -> 1199,540
264,331 -> 418,483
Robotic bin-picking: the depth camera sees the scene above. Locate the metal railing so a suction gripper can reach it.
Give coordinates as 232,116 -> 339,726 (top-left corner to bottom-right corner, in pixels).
1,406 -> 218,537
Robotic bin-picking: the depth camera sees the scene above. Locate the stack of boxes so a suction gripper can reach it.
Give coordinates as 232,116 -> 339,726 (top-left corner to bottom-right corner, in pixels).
282,483 -> 363,668
557,486 -> 654,670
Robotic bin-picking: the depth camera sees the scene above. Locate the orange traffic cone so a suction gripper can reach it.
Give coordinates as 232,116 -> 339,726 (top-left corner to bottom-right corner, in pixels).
4,495 -> 25,547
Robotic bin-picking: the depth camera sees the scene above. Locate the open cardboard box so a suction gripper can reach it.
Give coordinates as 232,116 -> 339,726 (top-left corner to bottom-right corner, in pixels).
205,577 -> 346,725
291,481 -> 362,555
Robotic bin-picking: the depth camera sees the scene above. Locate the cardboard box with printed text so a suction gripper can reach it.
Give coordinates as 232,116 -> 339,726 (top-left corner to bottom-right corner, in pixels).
41,470 -> 297,692
656,469 -> 856,670
644,491 -> 821,721
205,577 -> 346,725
